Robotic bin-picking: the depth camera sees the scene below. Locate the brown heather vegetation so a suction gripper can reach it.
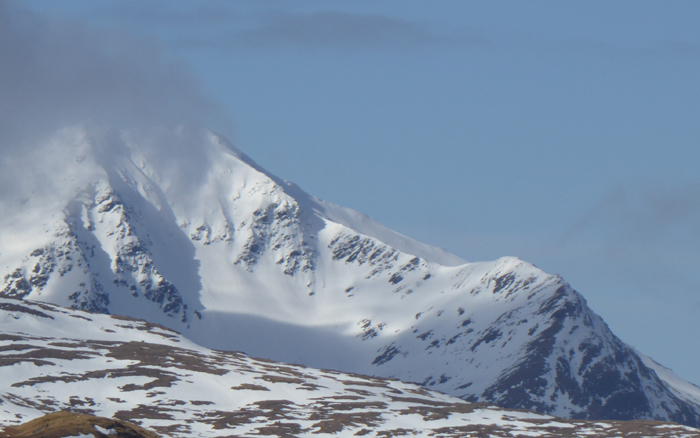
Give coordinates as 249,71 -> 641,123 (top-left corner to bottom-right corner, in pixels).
0,411 -> 160,438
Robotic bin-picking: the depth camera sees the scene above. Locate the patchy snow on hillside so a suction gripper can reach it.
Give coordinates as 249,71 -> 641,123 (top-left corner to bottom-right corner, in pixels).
1,298 -> 698,438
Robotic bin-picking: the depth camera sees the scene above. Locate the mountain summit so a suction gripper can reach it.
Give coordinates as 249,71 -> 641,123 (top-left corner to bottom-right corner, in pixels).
1,124 -> 699,425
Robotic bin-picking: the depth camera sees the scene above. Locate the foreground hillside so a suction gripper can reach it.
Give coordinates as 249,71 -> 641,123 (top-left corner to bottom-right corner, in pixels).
1,298 -> 699,438
0,411 -> 160,438
1,124 -> 699,424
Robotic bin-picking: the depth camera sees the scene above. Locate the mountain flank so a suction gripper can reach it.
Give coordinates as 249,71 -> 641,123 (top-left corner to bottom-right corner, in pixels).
1,124 -> 699,426
1,298 -> 699,438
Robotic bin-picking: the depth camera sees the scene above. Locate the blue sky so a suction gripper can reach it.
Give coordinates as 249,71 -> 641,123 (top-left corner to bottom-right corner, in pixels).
14,0 -> 700,384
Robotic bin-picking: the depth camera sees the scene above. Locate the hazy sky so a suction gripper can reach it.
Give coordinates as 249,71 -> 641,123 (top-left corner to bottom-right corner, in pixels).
8,1 -> 700,384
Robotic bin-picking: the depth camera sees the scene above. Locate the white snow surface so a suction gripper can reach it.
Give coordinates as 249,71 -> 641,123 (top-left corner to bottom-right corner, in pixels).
1,298 -> 698,438
1,124 -> 700,426
638,349 -> 700,407
93,425 -> 116,435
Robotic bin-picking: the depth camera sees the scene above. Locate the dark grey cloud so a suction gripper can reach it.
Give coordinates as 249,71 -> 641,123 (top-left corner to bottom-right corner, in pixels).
624,185 -> 700,238
662,41 -> 700,58
559,184 -> 700,248
87,2 -> 699,58
168,10 -> 481,52
85,2 -> 477,52
96,1 -> 241,29
505,31 -> 700,60
233,11 -> 465,50
0,0 -> 225,152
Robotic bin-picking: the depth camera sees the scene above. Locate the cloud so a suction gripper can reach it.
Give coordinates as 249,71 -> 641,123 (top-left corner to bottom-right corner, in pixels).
86,2 -> 480,52
0,0 -> 226,152
96,1 -> 241,29
232,11 -> 463,50
503,30 -> 700,61
623,185 -> 700,239
559,184 -> 700,248
169,10 -> 481,52
89,2 -> 700,58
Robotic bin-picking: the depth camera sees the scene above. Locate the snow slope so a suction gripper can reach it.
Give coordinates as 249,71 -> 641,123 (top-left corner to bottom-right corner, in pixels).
1,124 -> 699,426
638,351 -> 700,408
1,298 -> 698,438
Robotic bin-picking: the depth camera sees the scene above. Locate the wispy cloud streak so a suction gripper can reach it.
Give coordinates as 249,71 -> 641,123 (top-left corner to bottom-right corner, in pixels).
95,4 -> 484,52
197,11 -> 475,51
559,184 -> 700,248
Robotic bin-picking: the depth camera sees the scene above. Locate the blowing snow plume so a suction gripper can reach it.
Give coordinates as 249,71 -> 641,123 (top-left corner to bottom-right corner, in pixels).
0,0 -> 224,152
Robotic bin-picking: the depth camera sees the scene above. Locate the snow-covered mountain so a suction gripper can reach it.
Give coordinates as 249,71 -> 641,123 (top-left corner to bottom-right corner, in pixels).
2,297 -> 699,438
1,124 -> 699,426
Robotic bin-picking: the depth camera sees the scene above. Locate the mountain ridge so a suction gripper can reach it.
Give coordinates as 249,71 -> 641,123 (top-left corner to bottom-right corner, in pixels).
1,124 -> 699,426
